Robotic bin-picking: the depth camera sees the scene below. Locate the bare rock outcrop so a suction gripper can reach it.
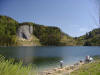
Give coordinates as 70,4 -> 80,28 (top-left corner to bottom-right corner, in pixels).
17,25 -> 33,40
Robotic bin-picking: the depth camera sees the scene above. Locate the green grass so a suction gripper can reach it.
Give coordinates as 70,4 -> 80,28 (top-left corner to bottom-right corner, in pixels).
71,59 -> 100,75
17,35 -> 41,46
0,55 -> 37,75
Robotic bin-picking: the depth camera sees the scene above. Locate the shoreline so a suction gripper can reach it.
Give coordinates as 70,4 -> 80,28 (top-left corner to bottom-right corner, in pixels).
39,61 -> 85,75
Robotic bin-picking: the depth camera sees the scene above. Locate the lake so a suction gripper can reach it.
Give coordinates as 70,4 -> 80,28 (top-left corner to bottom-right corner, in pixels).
0,46 -> 100,71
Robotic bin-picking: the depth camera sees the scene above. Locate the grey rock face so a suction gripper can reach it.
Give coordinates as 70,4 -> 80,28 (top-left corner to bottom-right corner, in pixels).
17,25 -> 33,40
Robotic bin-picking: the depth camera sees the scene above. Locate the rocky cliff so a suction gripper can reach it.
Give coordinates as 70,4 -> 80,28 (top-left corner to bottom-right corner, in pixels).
16,23 -> 41,46
17,25 -> 33,40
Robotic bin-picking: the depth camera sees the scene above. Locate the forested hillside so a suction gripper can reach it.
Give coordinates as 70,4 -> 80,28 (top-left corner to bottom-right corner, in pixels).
0,15 -> 18,46
0,15 -> 74,46
0,15 -> 100,46
76,28 -> 100,46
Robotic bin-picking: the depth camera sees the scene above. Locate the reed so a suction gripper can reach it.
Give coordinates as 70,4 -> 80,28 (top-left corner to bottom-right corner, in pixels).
0,55 -> 37,75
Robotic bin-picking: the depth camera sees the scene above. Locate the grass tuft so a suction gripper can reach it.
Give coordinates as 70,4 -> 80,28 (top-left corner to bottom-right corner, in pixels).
0,55 -> 37,75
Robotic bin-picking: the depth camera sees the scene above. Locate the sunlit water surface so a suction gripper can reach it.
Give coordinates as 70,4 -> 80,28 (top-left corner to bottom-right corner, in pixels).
0,46 -> 100,71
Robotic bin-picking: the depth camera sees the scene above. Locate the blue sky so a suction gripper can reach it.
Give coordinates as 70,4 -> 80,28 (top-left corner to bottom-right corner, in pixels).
0,0 -> 99,37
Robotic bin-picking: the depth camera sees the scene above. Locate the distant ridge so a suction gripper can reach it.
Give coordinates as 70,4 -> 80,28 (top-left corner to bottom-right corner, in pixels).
0,15 -> 100,46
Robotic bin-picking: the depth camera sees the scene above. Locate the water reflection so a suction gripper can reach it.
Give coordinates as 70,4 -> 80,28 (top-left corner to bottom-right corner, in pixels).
33,57 -> 62,65
0,46 -> 100,71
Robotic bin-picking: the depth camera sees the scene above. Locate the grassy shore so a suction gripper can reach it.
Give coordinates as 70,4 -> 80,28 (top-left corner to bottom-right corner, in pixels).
71,56 -> 100,75
0,55 -> 37,75
40,56 -> 100,75
71,60 -> 100,75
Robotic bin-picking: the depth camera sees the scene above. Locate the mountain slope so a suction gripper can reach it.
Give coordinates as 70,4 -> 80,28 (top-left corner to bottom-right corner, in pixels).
0,15 -> 18,46
1,15 -> 100,46
76,28 -> 100,46
60,32 -> 76,46
0,15 -> 41,46
0,15 -> 74,46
